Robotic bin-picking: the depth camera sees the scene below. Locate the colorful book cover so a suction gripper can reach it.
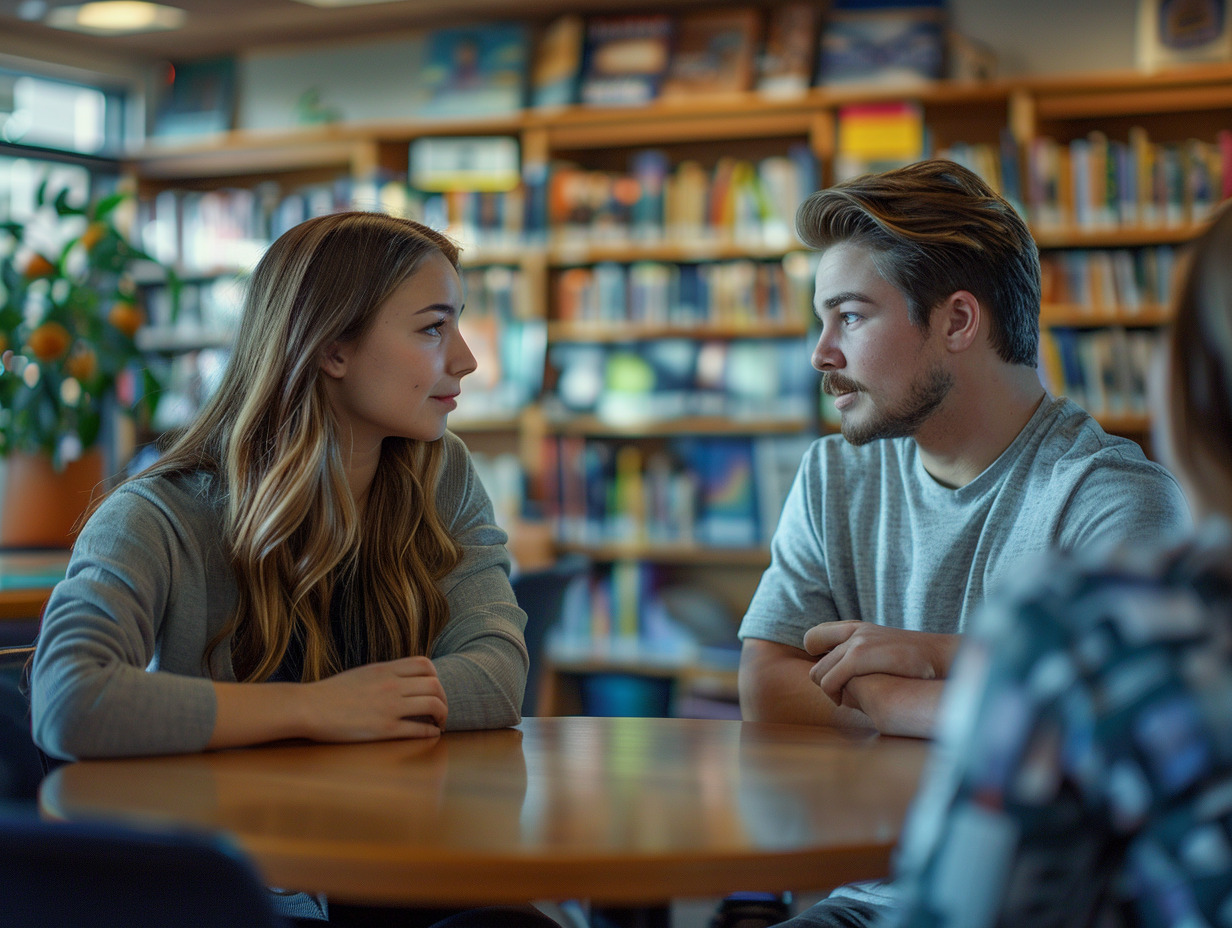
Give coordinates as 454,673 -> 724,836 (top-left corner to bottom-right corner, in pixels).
415,23 -> 529,118
580,14 -> 674,106
834,101 -> 926,182
660,8 -> 761,99
683,438 -> 758,548
756,3 -> 818,97
817,7 -> 946,87
531,14 -> 585,108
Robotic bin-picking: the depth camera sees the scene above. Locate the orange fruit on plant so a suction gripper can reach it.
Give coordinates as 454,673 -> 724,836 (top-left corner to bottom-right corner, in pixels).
65,345 -> 98,381
79,222 -> 108,251
26,322 -> 71,361
24,254 -> 56,279
108,300 -> 145,337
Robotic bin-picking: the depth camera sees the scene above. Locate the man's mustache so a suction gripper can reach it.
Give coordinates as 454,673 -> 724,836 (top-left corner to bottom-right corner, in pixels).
822,372 -> 864,397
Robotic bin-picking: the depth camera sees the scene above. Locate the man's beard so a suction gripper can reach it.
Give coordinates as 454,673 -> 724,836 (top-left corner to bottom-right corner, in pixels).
822,365 -> 954,446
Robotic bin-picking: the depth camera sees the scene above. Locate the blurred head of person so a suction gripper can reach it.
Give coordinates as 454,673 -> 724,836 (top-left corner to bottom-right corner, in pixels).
1155,202 -> 1232,523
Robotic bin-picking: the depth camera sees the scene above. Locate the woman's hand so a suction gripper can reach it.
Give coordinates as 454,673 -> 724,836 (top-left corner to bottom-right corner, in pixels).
209,656 -> 448,750
301,656 -> 448,742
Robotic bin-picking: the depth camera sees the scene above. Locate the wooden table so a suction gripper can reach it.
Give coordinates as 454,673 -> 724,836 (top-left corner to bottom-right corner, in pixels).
40,716 -> 929,908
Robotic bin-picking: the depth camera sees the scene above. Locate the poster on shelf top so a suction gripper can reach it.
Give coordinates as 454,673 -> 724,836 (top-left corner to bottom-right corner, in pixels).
580,14 -> 674,106
1136,0 -> 1232,70
817,0 -> 947,87
414,23 -> 529,118
659,7 -> 762,99
153,57 -> 236,138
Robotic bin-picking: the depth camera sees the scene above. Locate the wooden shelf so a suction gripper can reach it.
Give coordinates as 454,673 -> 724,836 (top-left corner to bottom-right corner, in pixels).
1032,224 -> 1207,249
548,239 -> 804,266
1095,412 -> 1152,434
544,415 -> 812,437
548,321 -> 810,342
1040,304 -> 1172,327
555,542 -> 771,566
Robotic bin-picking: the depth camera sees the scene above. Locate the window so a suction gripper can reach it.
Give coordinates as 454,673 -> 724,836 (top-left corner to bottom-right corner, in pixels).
0,70 -> 125,156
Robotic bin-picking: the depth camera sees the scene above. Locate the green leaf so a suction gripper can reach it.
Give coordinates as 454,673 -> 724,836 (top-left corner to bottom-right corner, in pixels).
52,187 -> 86,217
92,192 -> 128,221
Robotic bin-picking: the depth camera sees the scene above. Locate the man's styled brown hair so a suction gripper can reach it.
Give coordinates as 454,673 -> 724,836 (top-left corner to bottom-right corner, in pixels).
796,159 -> 1042,366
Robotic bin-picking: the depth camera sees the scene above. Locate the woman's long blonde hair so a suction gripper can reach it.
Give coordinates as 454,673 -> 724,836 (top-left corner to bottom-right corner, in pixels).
146,212 -> 464,681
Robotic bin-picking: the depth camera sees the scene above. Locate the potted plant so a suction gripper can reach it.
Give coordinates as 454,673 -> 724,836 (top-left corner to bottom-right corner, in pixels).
0,181 -> 176,547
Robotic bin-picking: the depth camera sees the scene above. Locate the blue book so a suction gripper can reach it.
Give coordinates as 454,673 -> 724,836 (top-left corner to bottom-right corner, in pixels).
415,23 -> 529,118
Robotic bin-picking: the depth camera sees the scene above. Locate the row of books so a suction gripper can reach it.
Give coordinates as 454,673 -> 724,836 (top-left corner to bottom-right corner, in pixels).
940,128 -> 1232,232
1039,246 -> 1178,314
1039,326 -> 1161,419
139,181 -> 353,274
135,144 -> 818,274
549,561 -> 706,659
414,3 -> 947,118
543,433 -> 814,549
553,254 -> 814,329
452,265 -> 544,422
548,147 -> 818,248
546,337 -> 817,424
1029,131 -> 1232,232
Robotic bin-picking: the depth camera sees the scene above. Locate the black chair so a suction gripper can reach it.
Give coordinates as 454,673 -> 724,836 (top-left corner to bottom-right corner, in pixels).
0,645 -> 43,803
0,809 -> 285,928
511,554 -> 589,716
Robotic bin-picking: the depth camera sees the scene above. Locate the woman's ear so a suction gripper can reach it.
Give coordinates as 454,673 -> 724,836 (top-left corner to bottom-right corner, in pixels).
319,342 -> 350,379
939,290 -> 981,353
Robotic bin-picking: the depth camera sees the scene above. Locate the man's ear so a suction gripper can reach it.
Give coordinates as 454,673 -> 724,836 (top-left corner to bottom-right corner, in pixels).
319,342 -> 349,379
939,290 -> 981,353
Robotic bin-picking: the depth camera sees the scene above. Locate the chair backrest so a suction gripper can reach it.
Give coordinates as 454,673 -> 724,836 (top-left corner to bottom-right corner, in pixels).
0,810 -> 283,928
0,644 -> 34,692
0,646 -> 43,803
512,554 -> 588,716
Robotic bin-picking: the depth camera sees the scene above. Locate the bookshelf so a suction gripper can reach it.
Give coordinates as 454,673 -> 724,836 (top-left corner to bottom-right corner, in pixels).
118,62 -> 1232,713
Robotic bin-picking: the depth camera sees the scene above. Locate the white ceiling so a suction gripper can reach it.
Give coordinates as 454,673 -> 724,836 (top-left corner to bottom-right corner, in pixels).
0,0 -> 719,62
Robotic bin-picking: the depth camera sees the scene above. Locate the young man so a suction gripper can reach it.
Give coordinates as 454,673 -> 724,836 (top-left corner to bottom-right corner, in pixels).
738,160 -> 1191,740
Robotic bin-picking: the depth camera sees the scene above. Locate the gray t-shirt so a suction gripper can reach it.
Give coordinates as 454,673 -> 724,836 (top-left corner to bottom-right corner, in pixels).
32,430 -> 528,762
740,397 -> 1191,648
740,397 -> 1191,919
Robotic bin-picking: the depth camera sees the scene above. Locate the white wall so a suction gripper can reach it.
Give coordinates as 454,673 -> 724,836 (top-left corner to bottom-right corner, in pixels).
950,0 -> 1138,76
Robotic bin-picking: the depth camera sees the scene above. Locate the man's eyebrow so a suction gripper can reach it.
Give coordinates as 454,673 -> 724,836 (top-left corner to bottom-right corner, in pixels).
819,291 -> 875,310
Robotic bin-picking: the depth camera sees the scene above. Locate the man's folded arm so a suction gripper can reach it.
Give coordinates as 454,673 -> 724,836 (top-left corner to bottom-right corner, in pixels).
738,637 -> 877,729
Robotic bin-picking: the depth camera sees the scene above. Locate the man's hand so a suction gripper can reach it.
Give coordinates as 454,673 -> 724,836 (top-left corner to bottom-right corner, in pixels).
838,673 -> 943,739
803,621 -> 960,705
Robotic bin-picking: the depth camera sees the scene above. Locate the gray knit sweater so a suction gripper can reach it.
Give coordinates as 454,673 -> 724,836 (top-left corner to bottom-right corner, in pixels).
31,431 -> 527,761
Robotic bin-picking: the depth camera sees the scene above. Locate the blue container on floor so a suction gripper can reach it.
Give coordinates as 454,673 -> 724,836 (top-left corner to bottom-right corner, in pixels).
579,673 -> 675,717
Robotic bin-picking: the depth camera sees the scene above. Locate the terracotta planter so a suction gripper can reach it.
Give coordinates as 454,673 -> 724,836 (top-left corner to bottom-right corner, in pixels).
0,449 -> 106,549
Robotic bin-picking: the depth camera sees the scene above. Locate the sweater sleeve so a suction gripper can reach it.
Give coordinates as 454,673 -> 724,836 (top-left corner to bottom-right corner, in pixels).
31,478 -> 224,760
429,432 -> 528,730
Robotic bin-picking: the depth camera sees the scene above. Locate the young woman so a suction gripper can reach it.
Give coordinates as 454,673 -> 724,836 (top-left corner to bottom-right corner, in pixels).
31,210 -> 533,760
28,211 -> 566,926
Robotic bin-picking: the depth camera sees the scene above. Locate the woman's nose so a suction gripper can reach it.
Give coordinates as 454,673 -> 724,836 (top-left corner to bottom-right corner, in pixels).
452,330 -> 478,378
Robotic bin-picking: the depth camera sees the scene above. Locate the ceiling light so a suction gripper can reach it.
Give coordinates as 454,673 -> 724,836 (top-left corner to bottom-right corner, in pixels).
290,0 -> 407,7
45,2 -> 186,35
